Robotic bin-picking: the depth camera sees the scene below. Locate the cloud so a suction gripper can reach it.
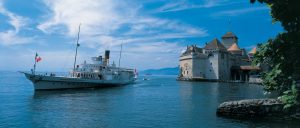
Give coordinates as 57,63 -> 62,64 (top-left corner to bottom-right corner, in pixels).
105,41 -> 185,70
152,0 -> 244,13
0,49 -> 84,71
38,0 -> 208,49
0,31 -> 33,46
124,41 -> 183,54
212,6 -> 269,17
0,0 -> 33,46
38,0 -> 135,36
0,1 -> 27,32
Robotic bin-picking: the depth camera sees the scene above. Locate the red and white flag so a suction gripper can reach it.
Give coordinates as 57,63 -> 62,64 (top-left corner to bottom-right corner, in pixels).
35,53 -> 42,62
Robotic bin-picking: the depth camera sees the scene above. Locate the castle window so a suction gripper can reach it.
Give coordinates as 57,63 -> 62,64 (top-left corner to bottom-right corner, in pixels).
187,71 -> 188,75
221,53 -> 224,59
210,62 -> 212,65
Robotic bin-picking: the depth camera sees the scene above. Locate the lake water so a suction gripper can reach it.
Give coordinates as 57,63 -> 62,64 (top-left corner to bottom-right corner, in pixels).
0,71 -> 299,128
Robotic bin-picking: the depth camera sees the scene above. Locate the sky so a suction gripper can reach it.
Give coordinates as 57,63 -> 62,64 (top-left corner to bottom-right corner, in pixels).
0,0 -> 283,72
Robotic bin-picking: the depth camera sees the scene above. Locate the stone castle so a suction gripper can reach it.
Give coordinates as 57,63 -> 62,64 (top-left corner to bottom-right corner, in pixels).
178,31 -> 259,82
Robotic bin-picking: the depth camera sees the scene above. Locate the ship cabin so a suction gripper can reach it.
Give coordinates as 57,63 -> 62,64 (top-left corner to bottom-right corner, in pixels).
70,52 -> 135,80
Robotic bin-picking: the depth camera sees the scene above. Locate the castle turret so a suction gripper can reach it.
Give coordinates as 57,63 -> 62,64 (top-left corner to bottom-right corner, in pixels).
227,43 -> 242,55
248,47 -> 257,60
248,47 -> 257,55
221,32 -> 238,49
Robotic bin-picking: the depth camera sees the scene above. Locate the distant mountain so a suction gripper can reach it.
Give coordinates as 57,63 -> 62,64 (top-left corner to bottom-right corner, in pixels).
139,67 -> 179,75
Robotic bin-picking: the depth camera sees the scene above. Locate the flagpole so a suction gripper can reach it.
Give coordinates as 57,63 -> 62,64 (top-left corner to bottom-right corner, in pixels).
118,42 -> 123,68
228,18 -> 232,32
33,52 -> 37,75
73,23 -> 81,71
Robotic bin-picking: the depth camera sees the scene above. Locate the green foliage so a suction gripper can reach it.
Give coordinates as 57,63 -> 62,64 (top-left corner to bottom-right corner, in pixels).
250,0 -> 300,108
279,82 -> 298,110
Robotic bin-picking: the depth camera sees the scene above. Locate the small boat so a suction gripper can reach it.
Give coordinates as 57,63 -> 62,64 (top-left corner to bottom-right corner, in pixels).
143,77 -> 150,81
142,74 -> 150,81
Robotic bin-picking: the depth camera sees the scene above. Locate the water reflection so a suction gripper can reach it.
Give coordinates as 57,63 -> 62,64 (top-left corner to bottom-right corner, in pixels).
30,88 -> 126,128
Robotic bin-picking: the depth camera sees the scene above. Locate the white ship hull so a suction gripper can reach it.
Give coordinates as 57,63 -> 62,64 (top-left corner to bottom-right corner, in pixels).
23,72 -> 135,90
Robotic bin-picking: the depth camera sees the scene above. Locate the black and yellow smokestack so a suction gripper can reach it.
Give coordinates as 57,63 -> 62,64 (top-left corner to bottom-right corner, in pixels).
104,50 -> 110,66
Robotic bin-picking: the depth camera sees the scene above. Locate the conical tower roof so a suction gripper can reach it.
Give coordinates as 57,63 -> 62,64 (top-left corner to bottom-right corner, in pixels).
227,43 -> 241,51
204,38 -> 227,50
221,31 -> 238,39
249,47 -> 257,54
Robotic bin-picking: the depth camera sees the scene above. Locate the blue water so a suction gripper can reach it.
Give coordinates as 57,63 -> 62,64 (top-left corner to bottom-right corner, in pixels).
0,71 -> 298,128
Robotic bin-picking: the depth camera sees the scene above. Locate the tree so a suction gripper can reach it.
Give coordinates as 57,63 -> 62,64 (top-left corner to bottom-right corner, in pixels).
250,0 -> 300,109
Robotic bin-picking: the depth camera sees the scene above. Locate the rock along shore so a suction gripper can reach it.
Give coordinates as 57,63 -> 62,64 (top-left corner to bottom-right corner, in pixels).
216,99 -> 287,119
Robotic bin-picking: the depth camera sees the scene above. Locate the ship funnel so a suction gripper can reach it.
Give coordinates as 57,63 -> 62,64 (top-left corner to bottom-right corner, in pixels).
104,50 -> 110,65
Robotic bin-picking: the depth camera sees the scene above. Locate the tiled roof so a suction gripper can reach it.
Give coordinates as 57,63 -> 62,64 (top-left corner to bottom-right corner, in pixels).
249,47 -> 257,54
181,45 -> 203,56
227,43 -> 241,51
222,32 -> 238,39
232,66 -> 261,70
204,38 -> 227,50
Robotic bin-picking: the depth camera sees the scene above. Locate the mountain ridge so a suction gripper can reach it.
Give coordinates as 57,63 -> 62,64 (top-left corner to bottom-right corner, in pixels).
139,67 -> 179,75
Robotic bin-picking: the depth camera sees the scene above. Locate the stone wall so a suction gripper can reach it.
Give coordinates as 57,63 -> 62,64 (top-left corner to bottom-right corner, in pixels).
248,77 -> 263,84
206,52 -> 219,79
179,55 -> 193,78
192,57 -> 207,78
218,51 -> 231,81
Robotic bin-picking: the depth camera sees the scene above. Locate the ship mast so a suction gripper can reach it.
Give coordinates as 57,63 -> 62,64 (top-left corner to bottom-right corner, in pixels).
118,43 -> 123,68
118,43 -> 123,73
73,23 -> 81,71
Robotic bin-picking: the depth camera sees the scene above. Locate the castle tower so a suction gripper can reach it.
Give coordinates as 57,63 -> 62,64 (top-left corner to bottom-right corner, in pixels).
227,43 -> 242,55
221,32 -> 238,49
248,47 -> 257,60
